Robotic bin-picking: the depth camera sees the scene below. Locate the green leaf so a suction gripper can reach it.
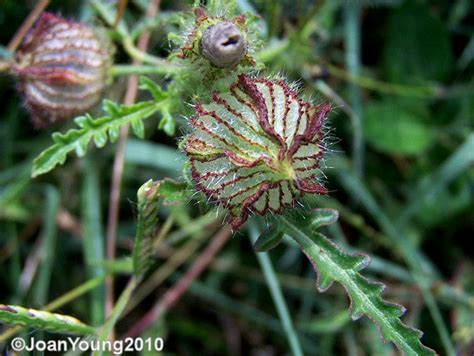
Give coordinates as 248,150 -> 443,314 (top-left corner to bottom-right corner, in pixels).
383,3 -> 453,83
253,224 -> 284,252
300,309 -> 351,334
159,179 -> 189,205
124,139 -> 184,177
133,180 -> 161,279
0,305 -> 96,335
139,76 -> 168,101
363,99 -> 435,155
0,176 -> 30,221
282,217 -> 435,355
308,208 -> 339,229
92,257 -> 133,274
158,106 -> 176,136
32,99 -> 167,177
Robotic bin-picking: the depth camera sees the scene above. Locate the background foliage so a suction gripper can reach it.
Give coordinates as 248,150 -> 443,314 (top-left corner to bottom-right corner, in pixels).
0,0 -> 473,354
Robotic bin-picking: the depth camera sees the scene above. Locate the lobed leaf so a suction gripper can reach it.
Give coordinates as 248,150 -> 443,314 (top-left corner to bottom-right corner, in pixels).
32,100 -> 166,177
0,305 -> 96,335
282,217 -> 435,355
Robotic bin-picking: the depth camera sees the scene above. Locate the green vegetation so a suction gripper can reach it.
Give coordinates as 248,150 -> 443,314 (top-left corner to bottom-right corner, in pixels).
0,0 -> 473,355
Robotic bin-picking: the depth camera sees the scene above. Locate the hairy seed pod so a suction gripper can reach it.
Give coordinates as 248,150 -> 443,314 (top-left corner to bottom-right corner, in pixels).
12,13 -> 112,128
182,74 -> 332,229
201,22 -> 247,68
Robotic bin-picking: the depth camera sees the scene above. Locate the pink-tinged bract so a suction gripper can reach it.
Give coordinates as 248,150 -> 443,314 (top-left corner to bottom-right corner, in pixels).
183,74 -> 331,228
13,12 -> 111,128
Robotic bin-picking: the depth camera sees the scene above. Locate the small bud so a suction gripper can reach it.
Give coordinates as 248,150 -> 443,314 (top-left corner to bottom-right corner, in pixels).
182,74 -> 332,229
12,13 -> 112,128
201,22 -> 247,68
177,9 -> 254,71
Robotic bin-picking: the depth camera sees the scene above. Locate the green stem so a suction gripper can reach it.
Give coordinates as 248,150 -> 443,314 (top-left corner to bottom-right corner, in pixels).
249,223 -> 303,356
110,64 -> 182,77
326,63 -> 441,98
95,278 -> 137,355
256,38 -> 290,63
121,37 -> 177,69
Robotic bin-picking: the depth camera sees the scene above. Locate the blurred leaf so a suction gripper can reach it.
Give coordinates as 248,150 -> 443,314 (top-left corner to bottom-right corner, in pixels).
363,99 -> 435,155
300,310 -> 351,333
92,258 -> 133,274
0,177 -> 30,221
125,139 -> 184,176
253,224 -> 284,252
416,177 -> 471,228
383,3 -> 453,83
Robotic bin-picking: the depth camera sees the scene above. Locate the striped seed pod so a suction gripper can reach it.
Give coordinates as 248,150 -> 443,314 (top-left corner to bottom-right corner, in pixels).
182,74 -> 332,229
12,12 -> 112,128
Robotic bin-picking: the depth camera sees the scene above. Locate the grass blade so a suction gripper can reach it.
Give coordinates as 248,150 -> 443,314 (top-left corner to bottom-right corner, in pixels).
249,223 -> 304,356
82,159 -> 106,325
34,186 -> 60,305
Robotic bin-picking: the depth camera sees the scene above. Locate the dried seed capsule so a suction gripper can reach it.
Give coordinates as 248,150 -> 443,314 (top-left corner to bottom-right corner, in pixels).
12,13 -> 112,128
182,74 -> 332,229
177,9 -> 255,72
201,22 -> 247,68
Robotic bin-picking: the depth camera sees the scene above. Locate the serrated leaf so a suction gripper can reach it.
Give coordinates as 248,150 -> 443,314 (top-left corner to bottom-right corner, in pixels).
253,224 -> 284,252
282,217 -> 435,355
0,305 -> 96,335
32,99 -> 167,177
